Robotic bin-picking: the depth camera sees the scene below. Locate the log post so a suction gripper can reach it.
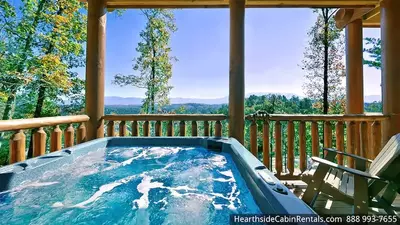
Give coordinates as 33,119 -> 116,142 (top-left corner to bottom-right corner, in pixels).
381,0 -> 400,144
287,121 -> 294,175
215,120 -> 222,137
263,120 -> 270,169
336,121 -> 345,165
275,121 -> 282,176
119,121 -> 127,137
179,121 -> 185,136
50,125 -> 62,152
371,121 -> 382,159
323,121 -> 332,149
204,121 -> 210,136
299,121 -> 307,172
33,127 -> 46,157
228,0 -> 245,144
345,19 -> 364,115
64,124 -> 75,147
191,121 -> 197,136
167,121 -> 173,136
107,121 -> 115,137
347,121 -> 356,168
77,122 -> 87,144
10,130 -> 26,163
360,121 -> 369,160
311,121 -> 319,157
155,121 -> 162,136
143,121 -> 150,137
250,119 -> 258,157
85,0 -> 106,140
132,121 -> 138,136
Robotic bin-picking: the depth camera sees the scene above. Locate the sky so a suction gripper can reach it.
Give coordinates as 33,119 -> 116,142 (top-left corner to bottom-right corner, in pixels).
80,9 -> 381,99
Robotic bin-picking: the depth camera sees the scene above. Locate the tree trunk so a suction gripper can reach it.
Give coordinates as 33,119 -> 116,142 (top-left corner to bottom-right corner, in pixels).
323,9 -> 329,115
27,84 -> 46,158
1,0 -> 48,120
27,5 -> 63,157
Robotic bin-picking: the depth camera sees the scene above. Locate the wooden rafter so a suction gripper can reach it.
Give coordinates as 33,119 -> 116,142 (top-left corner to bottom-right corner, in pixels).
334,4 -> 381,29
101,0 -> 380,9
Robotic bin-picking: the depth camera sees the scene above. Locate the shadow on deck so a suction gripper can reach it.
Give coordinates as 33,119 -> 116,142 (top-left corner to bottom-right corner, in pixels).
283,180 -> 400,215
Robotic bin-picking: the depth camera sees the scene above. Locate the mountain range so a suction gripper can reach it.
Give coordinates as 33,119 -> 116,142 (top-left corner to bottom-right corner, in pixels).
105,93 -> 382,105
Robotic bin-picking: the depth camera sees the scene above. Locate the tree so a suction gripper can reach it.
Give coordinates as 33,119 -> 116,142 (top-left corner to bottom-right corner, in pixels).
113,9 -> 177,114
301,9 -> 346,114
363,37 -> 381,69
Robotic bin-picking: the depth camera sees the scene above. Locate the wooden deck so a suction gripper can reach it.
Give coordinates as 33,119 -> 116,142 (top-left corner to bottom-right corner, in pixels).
283,180 -> 400,215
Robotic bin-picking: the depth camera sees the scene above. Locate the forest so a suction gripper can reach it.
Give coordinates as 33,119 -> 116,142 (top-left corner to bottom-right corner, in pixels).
0,2 -> 382,166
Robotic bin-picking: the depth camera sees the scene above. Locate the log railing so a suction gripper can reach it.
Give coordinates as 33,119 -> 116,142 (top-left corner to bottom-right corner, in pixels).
245,112 -> 389,179
102,114 -> 227,138
0,115 -> 89,164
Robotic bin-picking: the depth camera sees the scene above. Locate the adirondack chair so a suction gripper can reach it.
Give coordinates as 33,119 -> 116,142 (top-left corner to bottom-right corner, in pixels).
301,134 -> 400,214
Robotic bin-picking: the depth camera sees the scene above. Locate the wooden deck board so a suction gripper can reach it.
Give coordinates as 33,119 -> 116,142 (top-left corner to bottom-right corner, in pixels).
283,180 -> 400,215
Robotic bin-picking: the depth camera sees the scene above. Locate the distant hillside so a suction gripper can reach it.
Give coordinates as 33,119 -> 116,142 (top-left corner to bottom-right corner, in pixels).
105,93 -> 381,105
105,92 -> 296,105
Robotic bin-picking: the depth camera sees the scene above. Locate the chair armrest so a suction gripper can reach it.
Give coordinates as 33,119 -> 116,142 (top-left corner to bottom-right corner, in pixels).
323,148 -> 374,164
311,157 -> 385,181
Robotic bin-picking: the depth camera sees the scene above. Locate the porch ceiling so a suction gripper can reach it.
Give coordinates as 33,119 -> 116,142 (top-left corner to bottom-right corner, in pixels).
335,6 -> 381,29
104,0 -> 380,9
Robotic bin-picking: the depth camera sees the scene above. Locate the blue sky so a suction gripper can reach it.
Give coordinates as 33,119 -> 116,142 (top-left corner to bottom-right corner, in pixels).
83,9 -> 381,99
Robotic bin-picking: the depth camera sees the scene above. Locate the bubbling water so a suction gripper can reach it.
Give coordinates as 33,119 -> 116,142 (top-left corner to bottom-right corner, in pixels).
0,146 -> 261,225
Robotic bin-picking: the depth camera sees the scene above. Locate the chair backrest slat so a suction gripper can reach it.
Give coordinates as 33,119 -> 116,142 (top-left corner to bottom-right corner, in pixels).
369,134 -> 400,179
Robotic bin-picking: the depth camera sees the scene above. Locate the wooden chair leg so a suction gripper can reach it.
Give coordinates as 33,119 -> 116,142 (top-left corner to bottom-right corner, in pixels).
353,175 -> 369,214
302,164 -> 331,206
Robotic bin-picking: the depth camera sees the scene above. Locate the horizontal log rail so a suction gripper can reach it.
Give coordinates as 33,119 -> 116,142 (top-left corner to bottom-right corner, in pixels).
0,115 -> 90,131
0,115 -> 89,164
245,113 -> 389,122
103,114 -> 227,138
246,112 -> 389,180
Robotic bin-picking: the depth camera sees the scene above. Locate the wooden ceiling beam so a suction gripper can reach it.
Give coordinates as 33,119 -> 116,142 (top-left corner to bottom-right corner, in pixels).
105,0 -> 380,9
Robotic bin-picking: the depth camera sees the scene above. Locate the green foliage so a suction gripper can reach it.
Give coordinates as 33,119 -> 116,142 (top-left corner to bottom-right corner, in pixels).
302,9 -> 346,114
363,37 -> 381,70
113,9 -> 177,114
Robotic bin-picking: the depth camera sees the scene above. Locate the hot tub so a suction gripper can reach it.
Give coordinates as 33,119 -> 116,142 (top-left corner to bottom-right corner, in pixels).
0,137 -> 318,224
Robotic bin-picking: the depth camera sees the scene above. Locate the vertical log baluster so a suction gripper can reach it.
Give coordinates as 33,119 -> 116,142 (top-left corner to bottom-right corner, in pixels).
250,119 -> 258,157
263,120 -> 270,169
311,121 -> 319,157
360,121 -> 369,170
143,121 -> 150,136
107,121 -> 115,137
119,121 -> 127,137
167,121 -> 173,136
215,120 -> 222,137
367,121 -> 373,159
10,130 -> 26,163
77,122 -> 86,144
347,121 -> 356,168
204,121 -> 210,136
324,121 -> 332,148
360,121 -> 369,159
275,121 -> 282,176
33,127 -> 46,157
64,124 -> 75,147
354,122 -> 361,157
179,121 -> 185,136
299,121 -> 306,172
335,121 -> 345,165
132,121 -> 138,136
191,121 -> 197,136
287,120 -> 294,175
50,125 -> 62,152
371,121 -> 382,159
155,121 -> 162,136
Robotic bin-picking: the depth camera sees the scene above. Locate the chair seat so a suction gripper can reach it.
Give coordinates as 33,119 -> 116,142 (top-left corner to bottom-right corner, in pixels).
302,163 -> 355,197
